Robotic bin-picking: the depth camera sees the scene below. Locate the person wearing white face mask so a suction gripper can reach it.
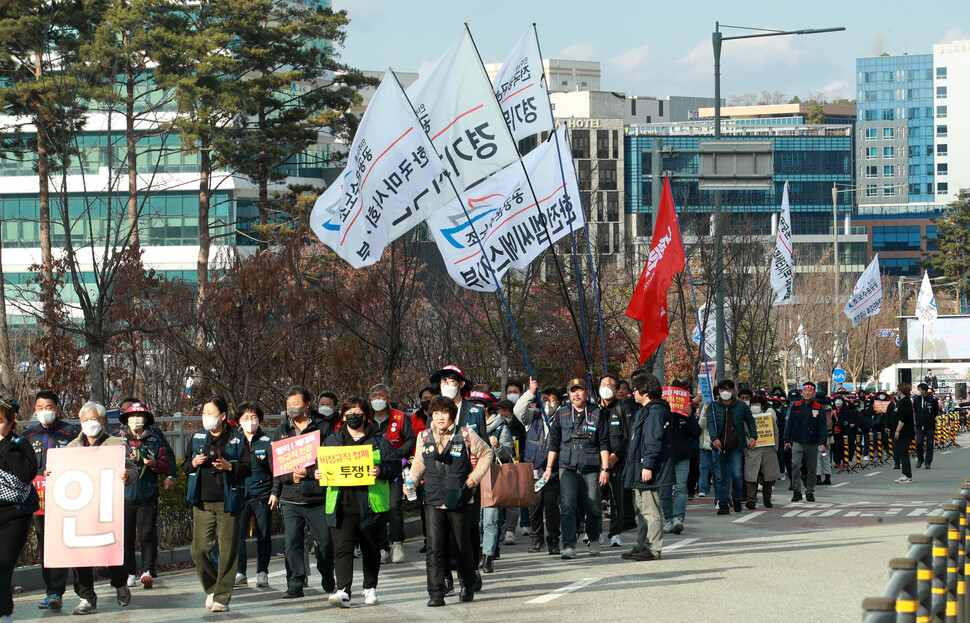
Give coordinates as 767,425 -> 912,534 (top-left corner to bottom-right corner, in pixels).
707,380 -> 758,515
514,378 -> 563,554
182,395 -> 252,613
367,383 -> 415,565
67,401 -> 137,615
23,390 -> 78,611
119,403 -> 171,591
233,403 -> 273,589
318,391 -> 339,420
742,395 -> 781,509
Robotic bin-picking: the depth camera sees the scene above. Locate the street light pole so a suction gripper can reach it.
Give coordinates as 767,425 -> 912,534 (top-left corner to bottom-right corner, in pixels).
710,22 -> 845,382
833,182 -> 840,369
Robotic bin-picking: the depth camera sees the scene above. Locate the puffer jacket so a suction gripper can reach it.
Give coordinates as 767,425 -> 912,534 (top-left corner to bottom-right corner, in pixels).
623,400 -> 675,491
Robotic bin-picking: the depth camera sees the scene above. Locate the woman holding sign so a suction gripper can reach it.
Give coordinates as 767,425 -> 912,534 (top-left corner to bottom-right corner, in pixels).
742,395 -> 781,509
321,397 -> 399,608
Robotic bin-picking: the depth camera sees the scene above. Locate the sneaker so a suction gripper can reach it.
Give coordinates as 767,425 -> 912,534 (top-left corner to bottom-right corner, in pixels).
39,594 -> 60,610
778,474 -> 786,482
116,586 -> 131,607
256,572 -> 269,587
528,543 -> 542,553
363,588 -> 378,605
561,547 -> 577,559
733,499 -> 742,513
140,572 -> 154,589
791,491 -> 802,502
282,588 -> 304,599
610,535 -> 623,547
234,573 -> 248,587
697,491 -> 707,498
126,574 -> 138,587
328,589 -> 351,608
717,502 -> 730,515
925,465 -> 931,470
548,548 -> 561,555
590,541 -> 601,556
210,602 -> 229,613
504,531 -> 517,545
621,548 -> 640,560
72,599 -> 96,615
896,476 -> 913,483
354,545 -> 362,558
391,542 -> 406,563
672,519 -> 684,535
581,533 -> 589,545
745,501 -> 756,510
806,492 -> 816,502
663,520 -> 674,533
764,501 -> 773,508
380,549 -> 391,564
205,594 -> 214,610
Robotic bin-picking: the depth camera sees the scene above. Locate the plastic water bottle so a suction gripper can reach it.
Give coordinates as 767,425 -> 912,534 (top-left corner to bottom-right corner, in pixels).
818,444 -> 827,457
534,476 -> 547,492
403,468 -> 417,501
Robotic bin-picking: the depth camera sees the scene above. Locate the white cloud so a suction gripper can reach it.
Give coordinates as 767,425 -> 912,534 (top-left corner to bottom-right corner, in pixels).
611,44 -> 653,71
557,42 -> 597,61
821,80 -> 851,101
939,28 -> 969,44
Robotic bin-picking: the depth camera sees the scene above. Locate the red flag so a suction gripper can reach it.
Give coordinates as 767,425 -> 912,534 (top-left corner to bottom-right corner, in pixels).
625,175 -> 686,364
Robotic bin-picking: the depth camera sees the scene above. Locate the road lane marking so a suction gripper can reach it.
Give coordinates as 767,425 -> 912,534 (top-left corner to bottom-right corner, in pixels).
864,471 -> 882,477
941,451 -> 952,455
732,511 -> 764,524
830,482 -> 848,488
665,537 -> 700,550
526,577 -> 601,604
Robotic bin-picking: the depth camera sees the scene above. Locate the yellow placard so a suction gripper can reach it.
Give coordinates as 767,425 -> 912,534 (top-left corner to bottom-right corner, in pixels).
317,446 -> 376,487
753,414 -> 776,447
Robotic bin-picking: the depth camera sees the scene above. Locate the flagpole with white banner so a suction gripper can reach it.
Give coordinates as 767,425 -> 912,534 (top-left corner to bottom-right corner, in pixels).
770,181 -> 794,305
531,24 -> 609,381
391,68 -> 534,378
843,254 -> 883,328
915,270 -> 937,380
486,23 -> 594,379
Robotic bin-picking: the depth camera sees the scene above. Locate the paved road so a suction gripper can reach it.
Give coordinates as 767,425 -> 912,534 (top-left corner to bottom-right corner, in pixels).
14,439 -> 970,622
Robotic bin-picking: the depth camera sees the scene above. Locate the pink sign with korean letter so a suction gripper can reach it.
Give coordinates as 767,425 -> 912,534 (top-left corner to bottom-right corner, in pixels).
44,445 -> 125,568
271,430 -> 321,476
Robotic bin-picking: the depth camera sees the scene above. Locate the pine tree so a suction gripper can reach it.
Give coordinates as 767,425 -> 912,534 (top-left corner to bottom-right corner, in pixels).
928,194 -> 970,312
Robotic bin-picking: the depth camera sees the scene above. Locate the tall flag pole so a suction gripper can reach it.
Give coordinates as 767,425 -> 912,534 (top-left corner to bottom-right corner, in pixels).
531,25 -> 607,380
625,175 -> 686,365
770,181 -> 794,305
915,270 -> 937,379
392,66 -> 535,379
843,254 -> 883,328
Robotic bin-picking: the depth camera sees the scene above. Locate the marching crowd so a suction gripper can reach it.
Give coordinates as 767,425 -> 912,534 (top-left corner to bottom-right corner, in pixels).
0,365 -> 957,619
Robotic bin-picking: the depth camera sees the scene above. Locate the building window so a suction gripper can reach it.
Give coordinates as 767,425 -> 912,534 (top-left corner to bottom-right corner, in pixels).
883,165 -> 895,177
865,128 -> 877,140
571,130 -> 589,159
599,160 -> 617,191
937,125 -> 947,137
596,130 -> 610,159
938,163 -> 948,176
937,67 -> 947,79
937,144 -> 947,156
866,165 -> 878,178
866,185 -> 877,197
883,186 -> 896,197
937,86 -> 947,99
909,183 -> 920,196
865,147 -> 877,159
937,105 -> 947,118
926,225 -> 939,251
926,183 -> 934,194
883,146 -> 895,158
883,127 -> 894,139
908,164 -> 920,176
882,110 -> 894,121
938,183 -> 948,195
872,226 -> 921,251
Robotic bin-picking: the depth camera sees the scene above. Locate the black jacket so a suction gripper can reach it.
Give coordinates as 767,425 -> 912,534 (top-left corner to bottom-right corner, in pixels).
913,394 -> 939,428
835,402 -> 866,433
669,409 -> 701,461
600,398 -> 633,462
892,397 -> 915,438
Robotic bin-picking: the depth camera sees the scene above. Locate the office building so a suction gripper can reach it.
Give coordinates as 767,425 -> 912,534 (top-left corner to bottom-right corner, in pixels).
484,59 -> 601,93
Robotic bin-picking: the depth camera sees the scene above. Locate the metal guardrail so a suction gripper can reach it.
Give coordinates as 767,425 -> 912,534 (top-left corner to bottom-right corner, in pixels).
861,480 -> 970,622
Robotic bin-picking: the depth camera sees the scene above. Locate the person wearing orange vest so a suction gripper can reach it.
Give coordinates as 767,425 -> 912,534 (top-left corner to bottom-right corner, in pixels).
369,383 -> 417,565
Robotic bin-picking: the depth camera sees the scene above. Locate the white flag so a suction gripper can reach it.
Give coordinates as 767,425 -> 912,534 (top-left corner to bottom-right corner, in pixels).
915,271 -> 938,326
691,303 -> 732,358
844,254 -> 883,327
389,29 -> 519,241
311,72 -> 444,268
770,181 -> 794,305
492,25 -> 555,142
796,322 -> 813,360
427,125 -> 582,292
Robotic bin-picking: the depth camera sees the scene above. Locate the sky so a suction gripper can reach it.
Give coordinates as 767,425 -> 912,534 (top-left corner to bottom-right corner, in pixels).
329,0 -> 968,102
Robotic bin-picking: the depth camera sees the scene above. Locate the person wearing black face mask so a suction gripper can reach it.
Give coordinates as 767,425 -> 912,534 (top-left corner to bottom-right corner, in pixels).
322,397 -> 400,608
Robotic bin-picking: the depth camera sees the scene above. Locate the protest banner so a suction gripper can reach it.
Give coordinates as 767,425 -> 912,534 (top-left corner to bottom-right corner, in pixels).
492,25 -> 554,142
271,430 -> 321,476
844,254 -> 882,327
427,125 -> 583,291
754,414 -> 776,447
662,386 -> 691,416
770,181 -> 794,305
317,446 -> 376,487
44,446 -> 125,568
873,400 -> 890,414
32,476 -> 46,515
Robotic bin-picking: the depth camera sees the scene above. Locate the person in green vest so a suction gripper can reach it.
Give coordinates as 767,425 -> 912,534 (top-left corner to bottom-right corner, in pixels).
322,396 -> 400,608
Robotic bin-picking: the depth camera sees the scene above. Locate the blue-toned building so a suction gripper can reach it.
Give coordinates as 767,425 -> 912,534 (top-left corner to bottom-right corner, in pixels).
624,109 -> 866,274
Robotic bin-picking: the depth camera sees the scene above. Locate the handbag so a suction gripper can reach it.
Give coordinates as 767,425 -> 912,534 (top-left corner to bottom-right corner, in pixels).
480,460 -> 534,508
0,468 -> 33,504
